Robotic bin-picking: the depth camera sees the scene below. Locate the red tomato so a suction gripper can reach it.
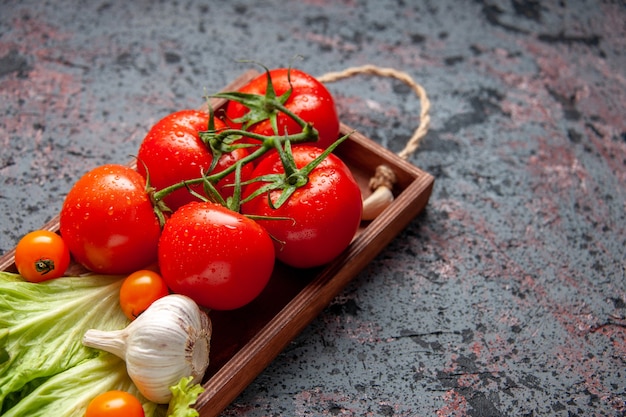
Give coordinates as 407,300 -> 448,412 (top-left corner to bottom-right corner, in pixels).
59,164 -> 161,275
85,390 -> 145,417
225,68 -> 340,149
119,269 -> 169,320
14,230 -> 70,282
242,145 -> 362,268
158,201 -> 275,310
137,109 -> 253,211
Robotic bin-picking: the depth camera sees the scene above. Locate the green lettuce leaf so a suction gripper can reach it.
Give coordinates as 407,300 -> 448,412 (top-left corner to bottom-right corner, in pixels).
0,271 -> 166,416
1,351 -> 163,417
166,376 -> 205,417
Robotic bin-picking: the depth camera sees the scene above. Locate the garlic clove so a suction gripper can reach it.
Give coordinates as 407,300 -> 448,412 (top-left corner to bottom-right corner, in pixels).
83,294 -> 212,404
361,186 -> 394,220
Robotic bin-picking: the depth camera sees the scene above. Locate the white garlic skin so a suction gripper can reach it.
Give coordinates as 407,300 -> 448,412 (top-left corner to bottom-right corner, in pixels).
83,294 -> 212,404
361,186 -> 394,220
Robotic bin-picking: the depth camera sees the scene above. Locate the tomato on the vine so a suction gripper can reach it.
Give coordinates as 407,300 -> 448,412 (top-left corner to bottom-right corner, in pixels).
14,230 -> 70,282
85,390 -> 145,417
119,269 -> 169,320
59,164 -> 161,275
241,145 -> 363,269
224,68 -> 340,149
137,109 -> 253,211
158,201 -> 275,310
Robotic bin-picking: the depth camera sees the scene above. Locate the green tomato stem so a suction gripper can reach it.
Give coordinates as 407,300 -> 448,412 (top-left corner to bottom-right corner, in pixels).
149,65 -> 334,220
151,126 -> 319,205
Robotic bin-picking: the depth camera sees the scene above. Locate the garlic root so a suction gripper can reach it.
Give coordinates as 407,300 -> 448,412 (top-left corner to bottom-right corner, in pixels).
83,294 -> 212,404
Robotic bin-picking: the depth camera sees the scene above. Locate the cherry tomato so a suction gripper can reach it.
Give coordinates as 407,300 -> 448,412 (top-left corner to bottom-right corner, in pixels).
119,269 -> 169,320
225,68 -> 340,149
85,390 -> 145,417
59,164 -> 162,275
14,230 -> 70,282
158,201 -> 275,310
242,145 -> 362,268
136,109 -> 254,211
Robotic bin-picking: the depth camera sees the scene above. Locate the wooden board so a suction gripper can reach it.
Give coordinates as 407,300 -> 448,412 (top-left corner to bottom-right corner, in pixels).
0,70 -> 435,416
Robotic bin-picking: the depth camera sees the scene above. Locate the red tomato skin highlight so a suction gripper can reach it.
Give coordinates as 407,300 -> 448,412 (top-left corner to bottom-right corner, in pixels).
137,109 -> 252,211
14,230 -> 71,282
59,164 -> 161,275
225,68 -> 340,149
158,201 -> 275,310
242,145 -> 363,268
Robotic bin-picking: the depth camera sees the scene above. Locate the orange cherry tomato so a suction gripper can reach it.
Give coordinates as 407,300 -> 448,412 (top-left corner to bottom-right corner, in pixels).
119,269 -> 169,320
85,390 -> 145,417
14,230 -> 71,282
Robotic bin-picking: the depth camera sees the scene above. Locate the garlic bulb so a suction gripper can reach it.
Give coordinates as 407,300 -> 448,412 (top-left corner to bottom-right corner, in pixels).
82,294 -> 211,404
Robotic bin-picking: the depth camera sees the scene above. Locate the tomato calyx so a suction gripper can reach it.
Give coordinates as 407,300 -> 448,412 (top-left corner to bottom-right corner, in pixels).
212,65 -> 317,141
34,258 -> 55,274
199,67 -> 320,162
241,131 -> 352,210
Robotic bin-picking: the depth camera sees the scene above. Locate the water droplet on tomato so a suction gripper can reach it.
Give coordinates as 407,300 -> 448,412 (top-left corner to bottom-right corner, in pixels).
175,131 -> 185,137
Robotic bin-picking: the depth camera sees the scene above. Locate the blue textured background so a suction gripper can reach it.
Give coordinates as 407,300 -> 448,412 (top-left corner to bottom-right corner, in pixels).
1,1 -> 625,416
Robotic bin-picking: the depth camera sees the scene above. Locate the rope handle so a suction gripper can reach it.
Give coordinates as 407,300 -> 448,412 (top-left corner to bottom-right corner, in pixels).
317,64 -> 431,220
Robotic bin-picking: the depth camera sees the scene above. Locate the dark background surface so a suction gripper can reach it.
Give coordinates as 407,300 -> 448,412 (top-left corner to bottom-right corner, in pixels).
1,1 -> 625,416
